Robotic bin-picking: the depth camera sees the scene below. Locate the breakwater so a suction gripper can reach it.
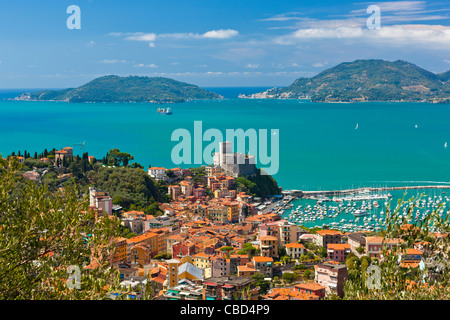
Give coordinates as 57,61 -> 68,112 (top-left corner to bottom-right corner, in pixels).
282,185 -> 450,199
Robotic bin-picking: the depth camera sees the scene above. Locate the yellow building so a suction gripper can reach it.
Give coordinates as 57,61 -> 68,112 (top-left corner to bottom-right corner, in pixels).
126,232 -> 159,261
224,201 -> 240,222
260,236 -> 279,258
207,205 -> 228,223
193,253 -> 212,278
165,256 -> 204,289
113,237 -> 128,263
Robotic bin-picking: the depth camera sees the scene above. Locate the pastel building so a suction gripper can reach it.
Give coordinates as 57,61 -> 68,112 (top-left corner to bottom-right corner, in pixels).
365,236 -> 403,258
89,187 -> 112,215
148,167 -> 167,180
314,261 -> 348,297
315,230 -> 343,248
285,242 -> 306,259
327,243 -> 351,262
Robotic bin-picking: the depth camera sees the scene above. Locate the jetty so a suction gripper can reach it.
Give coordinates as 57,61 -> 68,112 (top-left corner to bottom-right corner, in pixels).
282,185 -> 450,199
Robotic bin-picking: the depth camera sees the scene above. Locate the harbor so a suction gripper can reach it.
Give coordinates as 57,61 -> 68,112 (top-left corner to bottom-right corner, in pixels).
276,185 -> 450,233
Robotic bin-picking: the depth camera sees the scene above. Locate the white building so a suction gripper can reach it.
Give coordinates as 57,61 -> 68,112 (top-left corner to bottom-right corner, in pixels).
148,167 -> 167,180
89,186 -> 113,215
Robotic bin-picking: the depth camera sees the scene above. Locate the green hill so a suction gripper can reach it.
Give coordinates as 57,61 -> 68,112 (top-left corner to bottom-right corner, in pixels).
245,60 -> 450,103
438,70 -> 450,82
15,75 -> 223,103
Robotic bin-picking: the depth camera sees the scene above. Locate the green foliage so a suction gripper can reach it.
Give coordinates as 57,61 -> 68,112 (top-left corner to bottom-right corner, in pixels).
303,269 -> 313,280
239,243 -> 257,258
105,149 -> 134,167
0,157 -> 122,299
87,164 -> 164,213
280,255 -> 291,265
166,170 -> 175,178
251,273 -> 271,295
23,75 -> 223,103
343,193 -> 450,299
281,272 -> 298,283
154,252 -> 172,260
293,264 -> 306,271
236,169 -> 280,199
275,59 -> 450,102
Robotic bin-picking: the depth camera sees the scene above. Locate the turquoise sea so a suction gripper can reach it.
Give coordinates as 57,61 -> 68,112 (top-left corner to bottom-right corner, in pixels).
1,87 -> 450,194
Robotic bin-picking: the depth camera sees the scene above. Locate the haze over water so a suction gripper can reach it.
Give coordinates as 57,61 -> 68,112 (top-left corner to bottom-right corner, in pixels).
1,88 -> 450,191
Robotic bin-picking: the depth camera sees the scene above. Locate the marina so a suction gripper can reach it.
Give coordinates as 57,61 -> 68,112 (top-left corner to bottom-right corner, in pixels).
278,186 -> 450,233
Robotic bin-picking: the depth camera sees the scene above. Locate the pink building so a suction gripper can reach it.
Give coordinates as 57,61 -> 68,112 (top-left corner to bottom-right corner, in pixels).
365,236 -> 403,258
314,261 -> 348,298
327,243 -> 351,262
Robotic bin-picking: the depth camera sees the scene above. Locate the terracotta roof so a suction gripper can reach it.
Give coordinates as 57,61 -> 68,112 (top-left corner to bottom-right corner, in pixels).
286,242 -> 306,249
260,236 -> 278,241
253,256 -> 273,263
406,248 -> 423,255
295,282 -> 326,291
327,243 -> 351,250
316,230 -> 342,236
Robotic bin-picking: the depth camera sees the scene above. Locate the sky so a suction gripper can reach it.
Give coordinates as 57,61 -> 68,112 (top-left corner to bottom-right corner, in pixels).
0,0 -> 449,88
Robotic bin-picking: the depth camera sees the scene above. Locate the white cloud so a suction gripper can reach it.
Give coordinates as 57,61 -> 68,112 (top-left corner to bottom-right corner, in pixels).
444,59 -> 450,64
291,26 -> 364,39
351,1 -> 427,14
245,63 -> 259,69
260,11 -> 303,22
125,33 -> 157,41
115,29 -> 239,44
312,61 -> 328,67
134,63 -> 158,68
278,24 -> 450,47
201,29 -> 239,39
101,59 -> 127,64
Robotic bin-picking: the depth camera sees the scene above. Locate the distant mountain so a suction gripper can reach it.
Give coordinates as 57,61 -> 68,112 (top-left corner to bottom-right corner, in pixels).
15,75 -> 223,103
240,59 -> 450,103
438,70 -> 450,82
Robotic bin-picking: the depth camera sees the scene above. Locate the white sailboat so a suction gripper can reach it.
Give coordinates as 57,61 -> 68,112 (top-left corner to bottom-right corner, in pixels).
445,142 -> 448,149
415,124 -> 418,128
355,123 -> 359,130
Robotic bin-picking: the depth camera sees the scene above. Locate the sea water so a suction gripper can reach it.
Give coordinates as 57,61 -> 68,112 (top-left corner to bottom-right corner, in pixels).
1,88 -> 450,191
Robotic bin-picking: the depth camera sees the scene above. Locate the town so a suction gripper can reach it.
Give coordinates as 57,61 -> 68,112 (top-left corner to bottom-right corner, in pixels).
3,142 -> 449,301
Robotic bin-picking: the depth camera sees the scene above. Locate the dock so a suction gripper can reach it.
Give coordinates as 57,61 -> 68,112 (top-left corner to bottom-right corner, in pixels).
282,185 -> 450,199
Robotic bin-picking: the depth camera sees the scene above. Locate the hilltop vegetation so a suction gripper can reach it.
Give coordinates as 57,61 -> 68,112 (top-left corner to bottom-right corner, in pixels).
6,147 -> 167,215
86,164 -> 167,214
15,75 -> 223,103
247,59 -> 450,103
236,169 -> 281,198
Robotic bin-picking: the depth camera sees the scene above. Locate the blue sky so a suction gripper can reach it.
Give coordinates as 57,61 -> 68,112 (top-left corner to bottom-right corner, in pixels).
0,0 -> 449,88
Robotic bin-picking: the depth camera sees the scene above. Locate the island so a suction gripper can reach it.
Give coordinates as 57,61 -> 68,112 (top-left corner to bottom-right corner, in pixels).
239,59 -> 450,103
14,75 -> 223,103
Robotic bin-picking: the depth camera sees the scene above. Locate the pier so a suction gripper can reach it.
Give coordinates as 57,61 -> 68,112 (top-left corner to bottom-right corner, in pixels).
282,185 -> 450,199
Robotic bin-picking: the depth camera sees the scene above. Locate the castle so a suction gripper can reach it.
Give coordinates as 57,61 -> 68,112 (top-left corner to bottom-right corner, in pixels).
213,141 -> 257,178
